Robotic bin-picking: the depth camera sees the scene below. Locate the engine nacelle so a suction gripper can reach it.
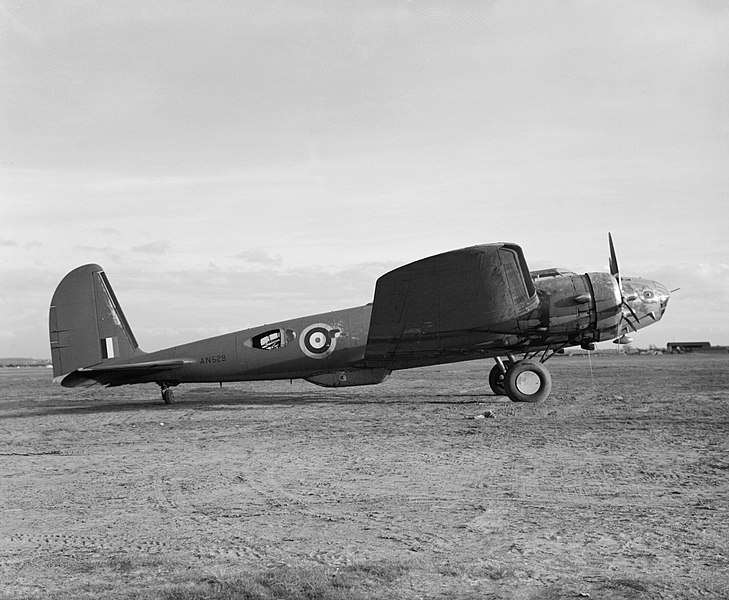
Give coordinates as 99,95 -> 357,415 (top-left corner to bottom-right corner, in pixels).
584,272 -> 623,341
528,271 -> 622,345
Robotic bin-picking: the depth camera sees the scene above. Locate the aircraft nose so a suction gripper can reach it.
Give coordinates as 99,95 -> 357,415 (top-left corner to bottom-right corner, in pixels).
653,280 -> 671,316
654,281 -> 669,298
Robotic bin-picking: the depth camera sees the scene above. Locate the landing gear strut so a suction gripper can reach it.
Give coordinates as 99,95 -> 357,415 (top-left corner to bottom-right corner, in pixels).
488,359 -> 512,396
490,358 -> 553,403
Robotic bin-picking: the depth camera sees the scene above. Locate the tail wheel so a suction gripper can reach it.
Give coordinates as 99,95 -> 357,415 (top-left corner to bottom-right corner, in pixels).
161,387 -> 174,405
488,360 -> 512,396
504,360 -> 552,403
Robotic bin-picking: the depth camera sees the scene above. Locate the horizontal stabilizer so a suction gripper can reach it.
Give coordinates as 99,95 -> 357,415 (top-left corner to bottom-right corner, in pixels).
58,359 -> 194,388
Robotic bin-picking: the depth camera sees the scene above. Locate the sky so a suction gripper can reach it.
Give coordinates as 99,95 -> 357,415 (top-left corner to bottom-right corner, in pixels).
1,0 -> 728,358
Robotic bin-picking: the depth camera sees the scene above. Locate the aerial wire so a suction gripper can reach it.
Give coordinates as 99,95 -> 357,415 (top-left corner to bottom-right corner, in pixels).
587,348 -> 595,390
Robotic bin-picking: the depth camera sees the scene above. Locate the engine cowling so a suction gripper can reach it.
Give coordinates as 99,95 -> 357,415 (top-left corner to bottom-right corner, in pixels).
584,272 -> 623,341
529,271 -> 622,344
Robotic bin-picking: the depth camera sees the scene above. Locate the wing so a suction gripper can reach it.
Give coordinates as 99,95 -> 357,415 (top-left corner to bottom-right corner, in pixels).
364,243 -> 538,365
57,359 -> 195,388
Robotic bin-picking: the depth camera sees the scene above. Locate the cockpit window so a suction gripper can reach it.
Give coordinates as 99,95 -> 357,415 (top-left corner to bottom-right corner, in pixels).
245,328 -> 296,351
530,268 -> 577,280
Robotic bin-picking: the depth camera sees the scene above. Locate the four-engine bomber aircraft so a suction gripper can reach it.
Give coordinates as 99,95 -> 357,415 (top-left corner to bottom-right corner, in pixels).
49,235 -> 670,404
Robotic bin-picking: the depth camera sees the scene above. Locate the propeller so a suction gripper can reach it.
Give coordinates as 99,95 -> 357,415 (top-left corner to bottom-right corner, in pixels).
608,232 -> 620,286
608,233 -> 640,334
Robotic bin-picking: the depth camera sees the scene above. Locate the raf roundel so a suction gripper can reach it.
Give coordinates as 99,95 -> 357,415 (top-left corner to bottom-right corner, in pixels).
300,323 -> 340,359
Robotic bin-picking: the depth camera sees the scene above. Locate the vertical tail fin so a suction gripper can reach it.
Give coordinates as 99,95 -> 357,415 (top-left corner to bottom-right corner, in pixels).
49,264 -> 144,378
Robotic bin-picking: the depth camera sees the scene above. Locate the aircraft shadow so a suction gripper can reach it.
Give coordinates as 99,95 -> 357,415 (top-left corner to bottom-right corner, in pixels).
0,389 -> 503,419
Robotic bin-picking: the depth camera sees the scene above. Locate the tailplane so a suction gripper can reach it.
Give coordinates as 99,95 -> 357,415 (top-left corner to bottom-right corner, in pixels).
49,264 -> 144,381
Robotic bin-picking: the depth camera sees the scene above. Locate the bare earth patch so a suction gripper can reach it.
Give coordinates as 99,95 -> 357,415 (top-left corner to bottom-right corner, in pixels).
1,354 -> 728,599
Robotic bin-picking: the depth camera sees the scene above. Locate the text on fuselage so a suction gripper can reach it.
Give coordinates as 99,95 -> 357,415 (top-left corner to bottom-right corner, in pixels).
200,354 -> 226,365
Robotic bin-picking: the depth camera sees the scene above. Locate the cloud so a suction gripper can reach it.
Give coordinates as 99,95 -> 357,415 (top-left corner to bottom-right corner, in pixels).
73,245 -> 122,262
0,3 -> 42,44
0,266 -> 59,357
0,239 -> 18,246
233,248 -> 283,267
132,240 -> 171,255
649,262 -> 729,301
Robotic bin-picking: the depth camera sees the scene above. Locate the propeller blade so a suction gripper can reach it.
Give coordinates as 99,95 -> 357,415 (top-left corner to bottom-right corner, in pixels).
608,232 -> 619,278
623,315 -> 639,333
608,232 -> 643,341
623,299 -> 641,323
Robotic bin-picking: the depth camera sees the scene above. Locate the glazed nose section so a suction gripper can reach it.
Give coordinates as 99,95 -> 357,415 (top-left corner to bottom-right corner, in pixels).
624,278 -> 670,327
653,280 -> 671,318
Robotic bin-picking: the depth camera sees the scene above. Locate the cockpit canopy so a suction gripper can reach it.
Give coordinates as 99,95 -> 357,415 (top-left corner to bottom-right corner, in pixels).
530,268 -> 577,281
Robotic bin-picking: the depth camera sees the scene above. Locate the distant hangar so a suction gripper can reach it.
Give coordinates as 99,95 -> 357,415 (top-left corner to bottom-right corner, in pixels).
667,342 -> 728,354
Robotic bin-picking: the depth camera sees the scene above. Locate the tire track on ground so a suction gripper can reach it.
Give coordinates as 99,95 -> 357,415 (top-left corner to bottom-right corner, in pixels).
2,532 -> 173,554
146,459 -> 271,562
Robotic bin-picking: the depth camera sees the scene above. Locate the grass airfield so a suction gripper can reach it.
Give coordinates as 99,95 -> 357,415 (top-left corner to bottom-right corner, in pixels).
1,354 -> 728,599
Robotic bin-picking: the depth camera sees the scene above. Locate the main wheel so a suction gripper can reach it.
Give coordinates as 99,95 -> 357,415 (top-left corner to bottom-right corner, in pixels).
488,360 -> 512,396
504,360 -> 552,403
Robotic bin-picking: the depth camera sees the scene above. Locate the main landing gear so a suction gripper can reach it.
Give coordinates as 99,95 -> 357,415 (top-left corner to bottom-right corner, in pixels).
489,356 -> 553,403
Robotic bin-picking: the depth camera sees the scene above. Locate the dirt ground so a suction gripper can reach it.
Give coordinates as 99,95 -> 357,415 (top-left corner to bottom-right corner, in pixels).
1,354 -> 728,599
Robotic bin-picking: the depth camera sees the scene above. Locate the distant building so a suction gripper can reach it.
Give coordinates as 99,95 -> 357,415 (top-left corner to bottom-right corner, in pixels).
667,342 -> 728,354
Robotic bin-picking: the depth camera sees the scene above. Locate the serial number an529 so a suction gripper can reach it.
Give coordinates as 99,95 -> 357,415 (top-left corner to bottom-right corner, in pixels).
200,354 -> 226,365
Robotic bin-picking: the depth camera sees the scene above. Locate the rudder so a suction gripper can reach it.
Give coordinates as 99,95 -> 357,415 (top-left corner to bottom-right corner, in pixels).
49,264 -> 143,378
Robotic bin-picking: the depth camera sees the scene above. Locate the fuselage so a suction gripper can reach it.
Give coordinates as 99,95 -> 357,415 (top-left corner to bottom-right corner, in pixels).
108,269 -> 668,388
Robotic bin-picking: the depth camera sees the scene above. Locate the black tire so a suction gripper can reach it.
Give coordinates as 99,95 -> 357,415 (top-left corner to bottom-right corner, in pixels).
504,360 -> 552,403
488,360 -> 512,396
